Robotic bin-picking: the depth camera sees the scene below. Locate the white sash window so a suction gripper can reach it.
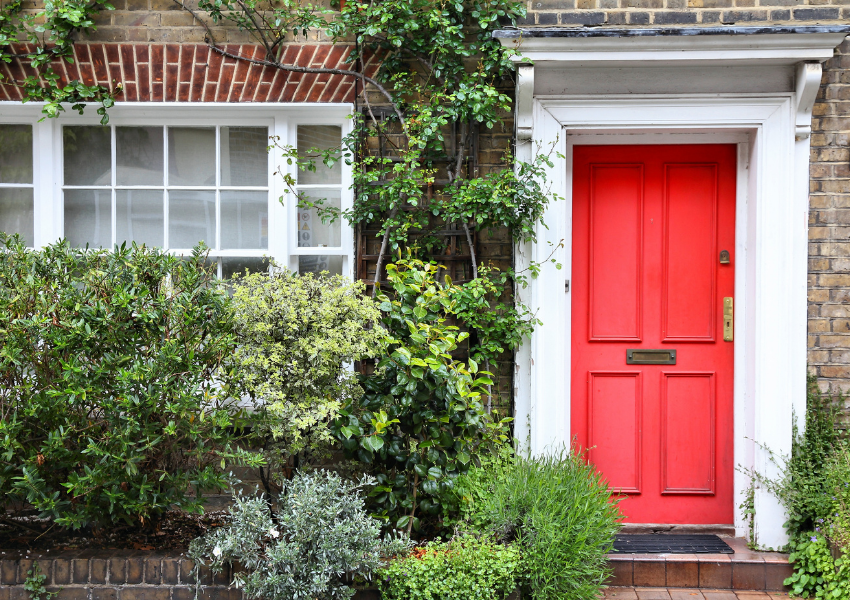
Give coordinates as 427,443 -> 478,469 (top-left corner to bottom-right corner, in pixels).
0,104 -> 354,278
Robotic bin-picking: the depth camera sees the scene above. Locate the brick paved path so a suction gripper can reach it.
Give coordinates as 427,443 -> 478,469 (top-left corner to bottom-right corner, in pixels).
605,587 -> 791,600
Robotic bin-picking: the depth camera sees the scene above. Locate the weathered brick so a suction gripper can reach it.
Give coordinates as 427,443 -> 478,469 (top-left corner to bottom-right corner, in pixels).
71,560 -> 89,584
810,319 -> 830,332
529,0 -> 576,8
16,560 -> 34,584
793,6 -> 840,18
125,558 -> 143,584
90,559 -> 108,585
1,560 -> 17,585
108,558 -> 126,585
559,10 -> 606,22
161,559 -> 179,585
179,560 -> 196,585
90,588 -> 117,600
121,589 -> 170,600
820,365 -> 850,378
171,588 -> 195,600
653,10 -> 698,22
628,10 -> 651,21
54,587 -> 87,600
817,335 -> 850,349
53,560 -> 72,586
721,9 -> 768,19
143,559 -> 162,585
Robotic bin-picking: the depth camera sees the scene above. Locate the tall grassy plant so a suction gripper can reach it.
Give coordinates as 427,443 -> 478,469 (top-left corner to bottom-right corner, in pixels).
460,448 -> 621,600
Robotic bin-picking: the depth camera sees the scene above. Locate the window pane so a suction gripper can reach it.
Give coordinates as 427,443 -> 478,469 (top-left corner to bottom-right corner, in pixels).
117,190 -> 164,247
221,191 -> 267,250
0,125 -> 33,184
222,256 -> 269,279
64,127 -> 111,186
168,190 -> 215,248
0,188 -> 34,246
297,125 -> 341,185
65,189 -> 112,248
168,127 -> 215,186
297,190 -> 341,247
117,127 -> 164,186
298,255 -> 342,276
221,127 -> 268,186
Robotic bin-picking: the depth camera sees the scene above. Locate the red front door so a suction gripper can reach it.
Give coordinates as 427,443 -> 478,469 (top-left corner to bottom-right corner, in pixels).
571,144 -> 736,525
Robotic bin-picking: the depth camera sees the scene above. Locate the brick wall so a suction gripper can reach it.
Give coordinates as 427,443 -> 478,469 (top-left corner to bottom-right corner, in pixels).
521,0 -> 848,26
808,37 -> 850,406
0,553 -> 378,600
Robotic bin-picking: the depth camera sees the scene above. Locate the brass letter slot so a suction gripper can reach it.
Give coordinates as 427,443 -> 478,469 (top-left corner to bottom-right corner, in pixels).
626,349 -> 677,365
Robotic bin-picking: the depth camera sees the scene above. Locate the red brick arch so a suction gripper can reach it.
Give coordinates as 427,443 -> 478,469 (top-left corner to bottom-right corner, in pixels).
1,43 -> 380,103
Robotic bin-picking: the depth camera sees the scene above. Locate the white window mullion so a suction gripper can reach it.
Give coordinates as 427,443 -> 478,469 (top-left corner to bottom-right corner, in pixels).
215,126 -> 221,252
111,125 -> 117,248
163,126 -> 170,249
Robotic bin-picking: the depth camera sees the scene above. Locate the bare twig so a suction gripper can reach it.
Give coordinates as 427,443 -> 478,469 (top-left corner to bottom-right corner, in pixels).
171,0 -> 407,130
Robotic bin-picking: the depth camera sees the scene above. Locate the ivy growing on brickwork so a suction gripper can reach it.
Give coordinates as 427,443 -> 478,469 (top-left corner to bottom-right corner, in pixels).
0,0 -> 119,122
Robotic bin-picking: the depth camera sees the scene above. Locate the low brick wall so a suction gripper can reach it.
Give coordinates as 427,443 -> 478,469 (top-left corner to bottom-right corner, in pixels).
0,551 -> 380,600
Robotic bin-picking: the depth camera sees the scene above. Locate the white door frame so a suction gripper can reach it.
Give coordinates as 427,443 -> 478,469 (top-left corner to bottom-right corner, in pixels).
501,29 -> 849,549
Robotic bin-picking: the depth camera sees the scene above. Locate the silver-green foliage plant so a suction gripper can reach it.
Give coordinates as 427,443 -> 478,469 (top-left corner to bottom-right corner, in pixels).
188,470 -> 412,600
229,268 -> 385,466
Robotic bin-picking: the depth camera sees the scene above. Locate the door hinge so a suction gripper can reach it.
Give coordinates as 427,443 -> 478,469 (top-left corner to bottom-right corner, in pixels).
565,280 -> 570,293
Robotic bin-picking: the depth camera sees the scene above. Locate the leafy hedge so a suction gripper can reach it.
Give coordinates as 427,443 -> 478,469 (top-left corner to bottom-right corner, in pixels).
379,535 -> 521,600
0,235 -> 261,529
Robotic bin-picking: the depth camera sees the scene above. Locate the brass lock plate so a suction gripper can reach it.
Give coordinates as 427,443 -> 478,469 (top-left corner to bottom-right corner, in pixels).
723,297 -> 733,342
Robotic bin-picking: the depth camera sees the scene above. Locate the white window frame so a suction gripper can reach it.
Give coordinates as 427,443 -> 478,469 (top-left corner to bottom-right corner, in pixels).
0,102 -> 355,278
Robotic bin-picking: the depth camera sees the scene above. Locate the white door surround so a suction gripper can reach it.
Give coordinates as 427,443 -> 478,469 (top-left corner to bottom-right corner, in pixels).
495,25 -> 850,549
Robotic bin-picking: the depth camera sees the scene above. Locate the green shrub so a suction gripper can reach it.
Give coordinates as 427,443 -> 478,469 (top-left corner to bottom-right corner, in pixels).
330,258 -> 511,534
826,445 -> 850,555
772,377 -> 845,538
378,535 -> 521,600
748,376 -> 849,595
457,447 -> 621,600
0,235 -> 261,529
229,267 -> 384,480
785,532 -> 850,599
188,470 -> 411,600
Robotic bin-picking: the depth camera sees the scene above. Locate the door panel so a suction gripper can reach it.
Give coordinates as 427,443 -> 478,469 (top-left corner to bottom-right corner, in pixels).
661,372 -> 715,494
589,165 -> 643,341
571,144 -> 736,525
588,371 -> 642,494
663,164 -> 717,341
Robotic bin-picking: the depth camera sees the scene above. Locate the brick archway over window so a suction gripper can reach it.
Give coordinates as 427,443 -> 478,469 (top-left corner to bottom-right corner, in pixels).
1,43 -> 380,103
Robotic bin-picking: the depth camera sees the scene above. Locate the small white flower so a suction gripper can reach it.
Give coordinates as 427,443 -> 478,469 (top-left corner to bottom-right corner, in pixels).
269,527 -> 280,538
212,546 -> 222,557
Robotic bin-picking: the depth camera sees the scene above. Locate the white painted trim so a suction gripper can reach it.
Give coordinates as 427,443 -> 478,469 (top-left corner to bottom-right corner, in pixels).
498,31 -> 849,66
795,62 -> 822,140
507,29 -> 846,548
514,90 -> 812,549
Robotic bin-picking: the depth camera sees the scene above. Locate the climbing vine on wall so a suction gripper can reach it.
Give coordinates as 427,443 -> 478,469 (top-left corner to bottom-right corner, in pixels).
0,0 -> 120,122
173,0 -> 563,379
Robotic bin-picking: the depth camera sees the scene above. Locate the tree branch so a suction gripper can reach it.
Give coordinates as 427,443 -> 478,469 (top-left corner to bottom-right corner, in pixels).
171,0 -> 407,130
